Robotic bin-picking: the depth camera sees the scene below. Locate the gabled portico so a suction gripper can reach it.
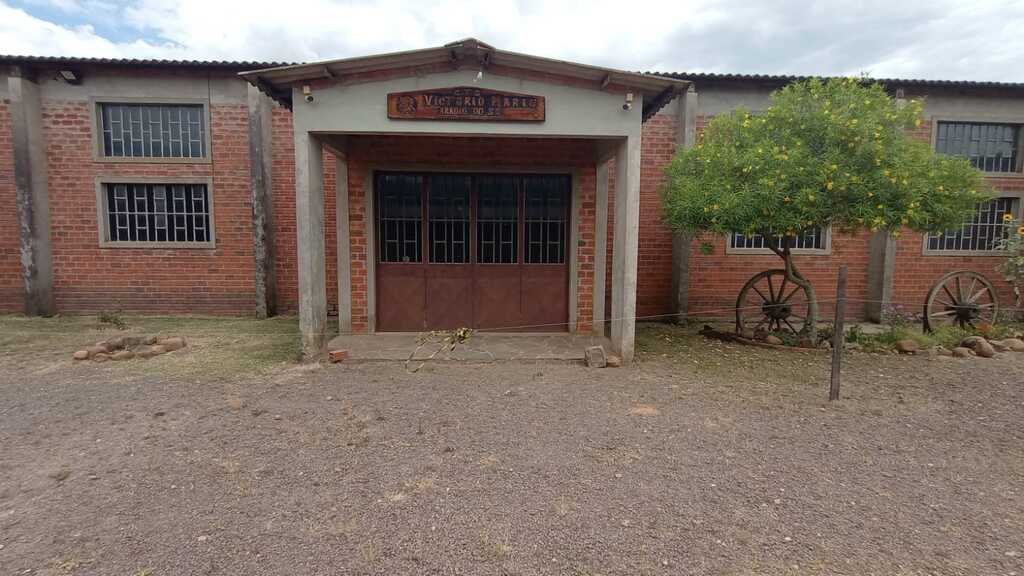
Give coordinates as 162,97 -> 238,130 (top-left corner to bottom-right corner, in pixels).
241,39 -> 688,365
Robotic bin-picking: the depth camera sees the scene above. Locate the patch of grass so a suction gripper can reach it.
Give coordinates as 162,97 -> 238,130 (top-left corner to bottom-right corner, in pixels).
97,309 -> 128,330
0,314 -> 304,378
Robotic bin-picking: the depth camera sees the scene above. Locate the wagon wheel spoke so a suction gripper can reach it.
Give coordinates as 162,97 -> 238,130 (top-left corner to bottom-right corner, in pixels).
783,318 -> 799,333
966,278 -> 978,302
978,303 -> 996,309
766,275 -> 776,301
777,275 -> 788,301
751,285 -> 770,304
781,286 -> 802,304
929,309 -> 958,317
942,284 -> 960,305
955,276 -> 964,303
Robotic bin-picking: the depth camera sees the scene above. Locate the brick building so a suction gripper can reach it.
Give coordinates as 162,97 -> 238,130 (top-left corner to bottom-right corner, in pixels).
2,39 -> 1022,363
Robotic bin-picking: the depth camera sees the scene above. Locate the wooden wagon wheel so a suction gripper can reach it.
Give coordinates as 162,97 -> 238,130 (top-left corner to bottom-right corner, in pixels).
735,269 -> 813,335
923,270 -> 999,332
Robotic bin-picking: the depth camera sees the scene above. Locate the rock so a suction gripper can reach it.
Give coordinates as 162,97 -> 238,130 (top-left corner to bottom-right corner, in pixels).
606,354 -> 622,368
73,350 -> 90,360
844,342 -> 862,352
135,346 -> 160,359
933,346 -> 953,357
92,353 -> 110,362
894,339 -> 919,354
739,328 -> 755,340
85,345 -> 107,358
111,350 -> 135,361
142,335 -> 158,345
959,335 -> 986,349
764,335 -> 784,346
1001,338 -> 1024,351
150,345 -> 168,355
104,336 -> 125,350
753,328 -> 769,341
160,337 -> 186,352
584,345 -> 607,368
797,337 -> 815,349
974,340 -> 996,358
122,335 -> 143,347
951,347 -> 972,358
991,340 -> 1010,352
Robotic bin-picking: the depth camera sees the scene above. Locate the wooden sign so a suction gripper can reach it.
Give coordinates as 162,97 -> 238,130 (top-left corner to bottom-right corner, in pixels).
387,87 -> 545,122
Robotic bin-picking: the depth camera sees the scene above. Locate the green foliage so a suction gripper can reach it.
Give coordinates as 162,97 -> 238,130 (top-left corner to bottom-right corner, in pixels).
661,77 -> 988,239
996,216 -> 1024,308
97,309 -> 127,330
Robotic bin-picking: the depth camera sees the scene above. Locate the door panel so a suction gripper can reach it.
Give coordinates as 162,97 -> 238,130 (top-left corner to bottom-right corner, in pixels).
376,264 -> 425,331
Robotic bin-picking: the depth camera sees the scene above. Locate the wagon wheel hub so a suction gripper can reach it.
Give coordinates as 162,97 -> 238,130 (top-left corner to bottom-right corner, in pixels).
763,303 -> 792,319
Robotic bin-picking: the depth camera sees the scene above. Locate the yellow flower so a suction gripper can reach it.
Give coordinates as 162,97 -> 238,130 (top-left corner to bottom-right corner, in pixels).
826,181 -> 834,190
1003,213 -> 1014,222
1018,226 -> 1024,236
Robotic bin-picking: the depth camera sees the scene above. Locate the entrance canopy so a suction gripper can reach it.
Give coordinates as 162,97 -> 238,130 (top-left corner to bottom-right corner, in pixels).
240,39 -> 689,365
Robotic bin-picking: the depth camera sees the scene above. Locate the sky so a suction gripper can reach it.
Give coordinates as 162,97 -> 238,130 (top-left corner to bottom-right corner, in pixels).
1,0 -> 1023,81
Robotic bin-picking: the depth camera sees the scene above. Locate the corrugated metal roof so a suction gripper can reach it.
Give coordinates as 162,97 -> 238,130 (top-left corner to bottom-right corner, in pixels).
0,54 -> 295,69
654,71 -> 1024,90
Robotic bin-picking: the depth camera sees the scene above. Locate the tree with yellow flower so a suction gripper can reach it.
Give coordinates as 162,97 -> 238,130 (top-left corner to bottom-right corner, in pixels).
661,77 -> 987,340
996,214 -> 1024,310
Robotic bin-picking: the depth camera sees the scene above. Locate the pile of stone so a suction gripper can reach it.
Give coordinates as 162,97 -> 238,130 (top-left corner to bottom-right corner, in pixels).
895,335 -> 1024,358
73,335 -> 187,362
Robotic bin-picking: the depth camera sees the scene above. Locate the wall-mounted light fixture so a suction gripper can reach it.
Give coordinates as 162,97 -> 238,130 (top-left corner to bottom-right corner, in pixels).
302,84 -> 314,103
622,92 -> 634,111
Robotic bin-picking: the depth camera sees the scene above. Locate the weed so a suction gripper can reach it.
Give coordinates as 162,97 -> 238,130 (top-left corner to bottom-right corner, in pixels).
98,309 -> 127,330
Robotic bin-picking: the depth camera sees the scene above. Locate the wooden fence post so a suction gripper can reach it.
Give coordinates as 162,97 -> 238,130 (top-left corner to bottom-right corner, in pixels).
829,264 -> 848,401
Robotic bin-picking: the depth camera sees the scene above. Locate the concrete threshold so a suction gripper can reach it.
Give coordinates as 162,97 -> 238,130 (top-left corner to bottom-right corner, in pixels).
326,332 -> 611,362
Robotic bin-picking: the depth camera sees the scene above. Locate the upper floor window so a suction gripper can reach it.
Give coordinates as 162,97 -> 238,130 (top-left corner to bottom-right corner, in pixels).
97,102 -> 207,160
729,227 -> 829,254
925,196 -> 1020,254
935,121 -> 1022,173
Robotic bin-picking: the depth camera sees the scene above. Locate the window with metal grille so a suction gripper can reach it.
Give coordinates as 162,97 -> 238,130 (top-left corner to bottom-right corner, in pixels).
524,175 -> 568,264
477,176 -> 518,264
926,197 -> 1020,253
103,183 -> 212,245
730,228 -> 827,252
98,103 -> 207,159
427,175 -> 471,264
935,121 -> 1021,173
376,174 -> 423,263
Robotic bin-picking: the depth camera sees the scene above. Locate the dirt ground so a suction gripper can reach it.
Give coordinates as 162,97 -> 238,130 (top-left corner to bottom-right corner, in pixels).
1,316 -> 1022,575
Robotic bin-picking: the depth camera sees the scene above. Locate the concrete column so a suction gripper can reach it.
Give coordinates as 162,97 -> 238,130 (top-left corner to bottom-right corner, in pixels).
247,84 -> 275,318
610,134 -> 641,364
9,70 -> 54,316
865,230 -> 897,322
670,88 -> 698,321
335,154 -> 352,334
592,160 -> 609,335
294,132 -> 327,355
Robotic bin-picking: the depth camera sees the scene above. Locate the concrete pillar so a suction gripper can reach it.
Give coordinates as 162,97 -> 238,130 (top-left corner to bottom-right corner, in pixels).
610,134 -> 641,364
592,160 -> 609,335
865,230 -> 897,322
247,84 -> 275,318
294,132 -> 327,355
9,70 -> 54,316
670,88 -> 698,321
335,154 -> 352,334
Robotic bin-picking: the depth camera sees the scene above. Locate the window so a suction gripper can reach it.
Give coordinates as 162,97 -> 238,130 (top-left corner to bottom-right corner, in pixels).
97,102 -> 207,160
476,175 -> 518,264
99,181 -> 213,246
926,197 -> 1020,254
427,175 -> 471,264
729,228 -> 828,253
935,121 -> 1022,173
524,175 -> 569,264
376,173 -> 422,263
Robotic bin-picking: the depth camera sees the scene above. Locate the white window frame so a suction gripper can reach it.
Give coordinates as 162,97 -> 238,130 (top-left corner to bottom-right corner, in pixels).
95,176 -> 217,249
922,191 -> 1024,257
930,116 -> 1024,178
91,97 -> 212,164
725,227 -> 833,256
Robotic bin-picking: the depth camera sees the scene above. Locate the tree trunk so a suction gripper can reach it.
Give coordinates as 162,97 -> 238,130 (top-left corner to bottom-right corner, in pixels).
769,236 -> 819,342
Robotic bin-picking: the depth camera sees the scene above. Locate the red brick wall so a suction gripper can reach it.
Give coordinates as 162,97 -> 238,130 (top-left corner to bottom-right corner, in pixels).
637,112 -> 678,319
271,108 -> 297,314
339,135 -> 598,334
0,101 -> 20,312
43,100 -> 256,314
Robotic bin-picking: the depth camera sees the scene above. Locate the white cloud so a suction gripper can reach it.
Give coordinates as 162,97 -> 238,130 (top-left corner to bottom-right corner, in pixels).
2,0 -> 1023,81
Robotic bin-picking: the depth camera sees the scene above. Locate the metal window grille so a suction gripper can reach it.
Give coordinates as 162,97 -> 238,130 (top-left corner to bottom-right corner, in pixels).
99,103 -> 206,159
731,228 -> 825,251
476,176 -> 518,264
936,121 -> 1021,173
105,183 -> 211,243
524,175 -> 568,264
377,174 -> 423,263
927,197 -> 1019,252
427,175 -> 471,264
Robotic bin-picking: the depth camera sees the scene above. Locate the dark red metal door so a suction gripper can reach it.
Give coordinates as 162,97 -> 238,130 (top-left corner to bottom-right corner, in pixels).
374,172 -> 569,332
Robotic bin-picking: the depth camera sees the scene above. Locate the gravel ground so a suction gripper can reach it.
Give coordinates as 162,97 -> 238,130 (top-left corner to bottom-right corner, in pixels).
1,321 -> 1023,575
